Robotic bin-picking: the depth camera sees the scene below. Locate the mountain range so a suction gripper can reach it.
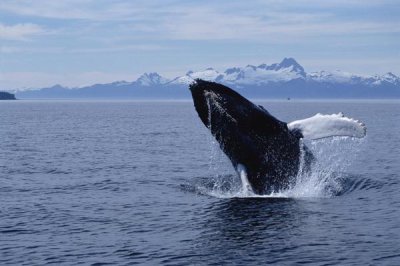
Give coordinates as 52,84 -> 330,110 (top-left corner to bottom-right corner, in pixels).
15,58 -> 400,99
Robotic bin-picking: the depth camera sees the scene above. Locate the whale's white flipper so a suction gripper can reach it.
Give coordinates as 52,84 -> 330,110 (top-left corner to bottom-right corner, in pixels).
288,113 -> 366,140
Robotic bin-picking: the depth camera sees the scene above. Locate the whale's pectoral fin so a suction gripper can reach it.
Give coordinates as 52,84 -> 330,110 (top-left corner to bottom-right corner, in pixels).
287,112 -> 366,140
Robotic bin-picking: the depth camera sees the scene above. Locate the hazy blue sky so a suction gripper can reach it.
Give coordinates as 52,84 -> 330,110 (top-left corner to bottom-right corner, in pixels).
1,0 -> 399,89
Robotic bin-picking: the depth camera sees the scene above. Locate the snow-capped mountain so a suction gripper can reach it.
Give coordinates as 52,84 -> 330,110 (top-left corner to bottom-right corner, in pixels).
307,70 -> 367,84
168,58 -> 307,86
135,72 -> 170,86
169,68 -> 222,85
163,58 -> 399,87
15,58 -> 400,99
366,72 -> 400,86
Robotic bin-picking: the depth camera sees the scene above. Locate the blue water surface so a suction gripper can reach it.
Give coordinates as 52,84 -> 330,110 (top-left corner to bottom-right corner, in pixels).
1,100 -> 400,265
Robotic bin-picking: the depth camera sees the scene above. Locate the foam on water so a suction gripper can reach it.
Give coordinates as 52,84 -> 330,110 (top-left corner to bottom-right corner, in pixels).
197,136 -> 365,199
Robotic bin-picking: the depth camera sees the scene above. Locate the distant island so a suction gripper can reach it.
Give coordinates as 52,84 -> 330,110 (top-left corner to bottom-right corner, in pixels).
12,58 -> 400,99
0,92 -> 16,100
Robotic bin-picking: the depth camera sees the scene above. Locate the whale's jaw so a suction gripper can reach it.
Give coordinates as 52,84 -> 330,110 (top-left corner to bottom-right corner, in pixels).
189,79 -> 303,194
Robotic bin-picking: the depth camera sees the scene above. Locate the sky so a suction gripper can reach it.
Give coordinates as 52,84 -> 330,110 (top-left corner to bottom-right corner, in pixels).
0,0 -> 399,90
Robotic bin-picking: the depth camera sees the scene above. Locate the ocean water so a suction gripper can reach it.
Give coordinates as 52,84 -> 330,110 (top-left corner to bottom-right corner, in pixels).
1,100 -> 399,265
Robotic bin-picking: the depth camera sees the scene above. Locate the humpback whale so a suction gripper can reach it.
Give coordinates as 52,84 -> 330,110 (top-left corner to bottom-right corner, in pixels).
189,79 -> 366,195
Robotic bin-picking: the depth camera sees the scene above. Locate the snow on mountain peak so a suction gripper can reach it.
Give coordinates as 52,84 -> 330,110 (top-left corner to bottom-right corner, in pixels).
224,67 -> 241,75
276,58 -> 305,75
307,70 -> 365,84
167,58 -> 398,87
367,72 -> 400,85
252,58 -> 306,77
385,72 -> 397,78
170,68 -> 221,85
136,72 -> 169,86
383,72 -> 399,82
169,58 -> 309,86
279,57 -> 300,68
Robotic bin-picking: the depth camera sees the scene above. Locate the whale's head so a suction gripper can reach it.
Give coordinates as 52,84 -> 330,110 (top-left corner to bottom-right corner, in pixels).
189,79 -> 301,193
189,79 -> 285,136
190,79 -> 252,129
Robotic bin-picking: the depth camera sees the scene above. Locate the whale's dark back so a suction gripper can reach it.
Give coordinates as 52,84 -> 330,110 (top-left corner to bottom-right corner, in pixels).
190,80 -> 305,194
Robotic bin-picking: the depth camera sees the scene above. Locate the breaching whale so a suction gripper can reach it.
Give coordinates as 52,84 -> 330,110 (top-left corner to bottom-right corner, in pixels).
189,79 -> 366,195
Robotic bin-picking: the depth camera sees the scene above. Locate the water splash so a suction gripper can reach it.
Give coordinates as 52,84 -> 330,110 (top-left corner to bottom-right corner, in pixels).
195,136 -> 365,199
290,136 -> 365,197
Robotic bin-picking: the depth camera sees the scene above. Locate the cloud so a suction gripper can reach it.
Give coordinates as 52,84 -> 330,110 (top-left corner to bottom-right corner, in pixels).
153,6 -> 400,41
0,23 -> 45,40
1,1 -> 398,41
0,0 -> 395,21
67,44 -> 168,53
0,0 -> 162,21
0,0 -> 96,20
0,44 -> 167,54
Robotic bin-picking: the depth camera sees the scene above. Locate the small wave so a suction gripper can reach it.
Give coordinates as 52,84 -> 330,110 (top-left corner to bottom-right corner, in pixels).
336,174 -> 385,195
0,229 -> 34,234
